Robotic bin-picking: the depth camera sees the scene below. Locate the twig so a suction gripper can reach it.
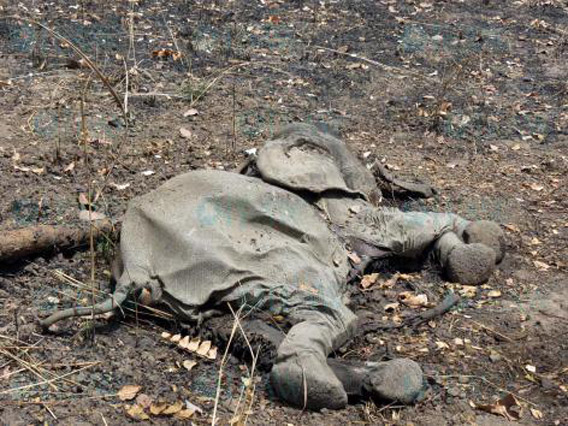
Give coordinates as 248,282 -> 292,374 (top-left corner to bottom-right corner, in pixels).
0,362 -> 99,395
0,348 -> 58,392
211,308 -> 240,426
314,45 -> 439,82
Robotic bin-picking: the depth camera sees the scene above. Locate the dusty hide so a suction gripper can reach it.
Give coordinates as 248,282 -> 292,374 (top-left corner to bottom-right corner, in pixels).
116,169 -> 352,323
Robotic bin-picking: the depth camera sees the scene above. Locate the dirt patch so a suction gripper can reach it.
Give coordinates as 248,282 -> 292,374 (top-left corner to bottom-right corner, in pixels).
0,1 -> 567,424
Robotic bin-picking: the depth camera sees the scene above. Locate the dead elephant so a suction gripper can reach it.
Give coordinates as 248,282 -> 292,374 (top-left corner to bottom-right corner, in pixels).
40,124 -> 505,410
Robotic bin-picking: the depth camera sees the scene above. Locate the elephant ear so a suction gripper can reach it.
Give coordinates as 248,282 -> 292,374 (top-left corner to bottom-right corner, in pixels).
256,138 -> 360,196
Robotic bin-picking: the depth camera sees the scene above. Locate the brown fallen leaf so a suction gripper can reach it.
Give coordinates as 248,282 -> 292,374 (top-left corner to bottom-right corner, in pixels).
380,273 -> 401,289
533,260 -> 550,271
78,210 -> 107,222
162,400 -> 183,415
150,401 -> 167,415
398,291 -> 428,308
360,273 -> 379,289
487,290 -> 502,298
175,408 -> 195,420
118,385 -> 142,401
126,404 -> 149,420
530,408 -> 543,419
135,393 -> 153,409
183,360 -> 197,371
475,393 -> 522,421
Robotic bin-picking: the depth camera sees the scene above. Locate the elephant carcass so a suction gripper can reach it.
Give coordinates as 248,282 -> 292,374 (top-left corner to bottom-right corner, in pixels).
40,125 -> 504,410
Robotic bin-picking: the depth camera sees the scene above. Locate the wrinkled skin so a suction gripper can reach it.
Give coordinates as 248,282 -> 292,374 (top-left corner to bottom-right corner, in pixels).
40,124 -> 505,411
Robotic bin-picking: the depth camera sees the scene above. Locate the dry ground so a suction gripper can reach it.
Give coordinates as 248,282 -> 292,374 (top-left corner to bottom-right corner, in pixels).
0,1 -> 567,424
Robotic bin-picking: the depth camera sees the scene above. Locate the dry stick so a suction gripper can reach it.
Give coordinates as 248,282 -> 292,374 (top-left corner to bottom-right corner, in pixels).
0,349 -> 58,392
0,362 -> 100,395
227,303 -> 259,426
313,45 -> 439,82
211,309 -> 240,426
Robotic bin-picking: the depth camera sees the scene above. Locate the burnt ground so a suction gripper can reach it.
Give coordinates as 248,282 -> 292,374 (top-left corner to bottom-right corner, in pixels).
0,0 -> 567,424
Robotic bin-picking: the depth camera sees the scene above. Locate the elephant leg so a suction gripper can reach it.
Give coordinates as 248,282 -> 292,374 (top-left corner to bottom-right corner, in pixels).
270,308 -> 356,410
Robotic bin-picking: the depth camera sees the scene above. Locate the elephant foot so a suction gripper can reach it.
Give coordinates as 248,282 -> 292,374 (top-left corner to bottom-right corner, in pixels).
271,351 -> 348,410
462,220 -> 505,263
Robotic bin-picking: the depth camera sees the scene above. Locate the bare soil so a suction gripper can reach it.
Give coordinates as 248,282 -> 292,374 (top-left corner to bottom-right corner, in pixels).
0,1 -> 567,424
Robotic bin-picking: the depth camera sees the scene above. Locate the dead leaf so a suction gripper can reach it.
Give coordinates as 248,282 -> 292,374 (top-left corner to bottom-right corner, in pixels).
533,260 -> 550,271
126,404 -> 149,421
118,385 -> 142,401
360,273 -> 379,289
78,210 -> 107,222
381,273 -> 401,289
183,360 -> 197,371
141,170 -> 155,176
268,15 -> 281,24
530,408 -> 544,419
135,393 -> 153,409
14,165 -> 44,174
174,408 -> 195,420
476,393 -> 522,421
487,290 -> 502,298
64,162 -> 75,173
162,401 -> 183,415
110,182 -> 130,191
504,223 -> 520,233
530,183 -> 544,191
398,291 -> 428,308
152,49 -> 182,60
196,340 -> 212,357
435,341 -> 450,350
459,285 -> 478,298
183,108 -> 199,117
150,402 -> 167,415
179,127 -> 193,139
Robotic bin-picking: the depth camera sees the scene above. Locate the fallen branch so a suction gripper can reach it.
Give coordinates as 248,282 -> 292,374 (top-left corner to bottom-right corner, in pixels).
0,222 -> 112,263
